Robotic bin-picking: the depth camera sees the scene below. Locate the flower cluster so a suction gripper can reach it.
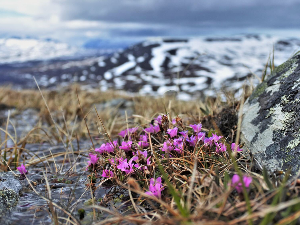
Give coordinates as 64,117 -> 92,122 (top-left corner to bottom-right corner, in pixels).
95,141 -> 117,154
159,121 -> 242,158
86,120 -> 155,179
86,114 -> 244,199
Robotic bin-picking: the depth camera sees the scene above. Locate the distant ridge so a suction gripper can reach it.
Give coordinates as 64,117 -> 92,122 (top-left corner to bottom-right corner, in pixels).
1,34 -> 300,100
72,35 -> 300,99
0,37 -> 80,64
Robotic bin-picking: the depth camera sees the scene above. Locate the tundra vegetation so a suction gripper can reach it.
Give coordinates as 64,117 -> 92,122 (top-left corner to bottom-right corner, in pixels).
1,55 -> 300,225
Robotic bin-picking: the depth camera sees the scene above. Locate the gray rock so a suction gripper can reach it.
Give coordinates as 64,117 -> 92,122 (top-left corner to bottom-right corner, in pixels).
0,172 -> 22,193
0,172 -> 22,217
0,189 -> 19,217
241,51 -> 300,176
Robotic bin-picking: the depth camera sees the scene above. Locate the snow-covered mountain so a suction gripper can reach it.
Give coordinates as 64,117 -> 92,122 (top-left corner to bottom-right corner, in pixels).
75,34 -> 300,99
0,37 -> 81,64
1,34 -> 300,99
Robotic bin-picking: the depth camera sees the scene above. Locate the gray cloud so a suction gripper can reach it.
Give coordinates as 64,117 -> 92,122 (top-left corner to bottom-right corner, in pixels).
1,0 -> 300,45
56,0 -> 300,29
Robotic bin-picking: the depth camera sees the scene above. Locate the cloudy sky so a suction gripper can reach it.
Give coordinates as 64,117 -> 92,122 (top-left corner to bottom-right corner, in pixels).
0,0 -> 300,46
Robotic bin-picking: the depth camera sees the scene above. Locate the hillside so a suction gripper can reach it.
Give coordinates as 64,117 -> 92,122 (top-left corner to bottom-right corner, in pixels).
1,35 -> 300,99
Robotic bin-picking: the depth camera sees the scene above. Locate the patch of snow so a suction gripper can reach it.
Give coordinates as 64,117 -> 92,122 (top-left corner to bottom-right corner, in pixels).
113,61 -> 136,76
104,72 -> 113,80
128,54 -> 135,61
80,75 -> 86,81
49,77 -> 57,84
111,57 -> 118,64
114,77 -> 126,88
137,56 -> 145,63
139,85 -> 153,93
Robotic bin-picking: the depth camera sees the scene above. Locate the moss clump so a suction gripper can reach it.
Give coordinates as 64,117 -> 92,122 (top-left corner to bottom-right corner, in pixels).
249,82 -> 268,101
249,54 -> 299,102
78,208 -> 85,220
274,56 -> 298,77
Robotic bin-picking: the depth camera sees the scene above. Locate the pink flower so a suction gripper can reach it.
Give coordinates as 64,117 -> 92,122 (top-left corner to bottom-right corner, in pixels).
117,157 -> 138,174
87,153 -> 99,168
172,118 -> 176,125
190,123 -> 202,133
187,135 -> 197,147
95,141 -> 116,154
138,135 -> 149,148
231,143 -> 243,152
212,133 -> 222,143
145,124 -> 161,133
101,170 -> 114,178
17,164 -> 27,175
118,127 -> 138,137
146,156 -> 151,165
110,140 -> 118,150
197,132 -> 206,142
174,137 -> 183,146
216,143 -> 227,153
145,125 -> 155,133
153,125 -> 160,133
117,158 -> 130,171
167,127 -> 178,138
174,143 -> 184,154
95,143 -> 106,154
231,174 -> 252,193
154,115 -> 162,125
179,131 -> 188,139
118,129 -> 128,137
145,177 -> 164,198
161,141 -> 174,152
90,154 -> 99,164
204,137 -> 214,147
119,141 -> 132,152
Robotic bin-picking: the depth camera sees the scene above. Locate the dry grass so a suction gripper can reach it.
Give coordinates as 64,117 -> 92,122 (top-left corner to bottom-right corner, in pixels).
1,79 -> 299,225
0,84 -> 239,143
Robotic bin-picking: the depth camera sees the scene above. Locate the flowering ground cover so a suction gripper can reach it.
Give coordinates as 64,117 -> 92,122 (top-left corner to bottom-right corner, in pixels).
81,112 -> 300,224
86,115 -> 246,201
2,85 -> 300,224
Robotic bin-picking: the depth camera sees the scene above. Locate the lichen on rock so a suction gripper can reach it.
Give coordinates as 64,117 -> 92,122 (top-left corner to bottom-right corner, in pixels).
0,172 -> 22,218
0,188 -> 19,217
241,52 -> 300,177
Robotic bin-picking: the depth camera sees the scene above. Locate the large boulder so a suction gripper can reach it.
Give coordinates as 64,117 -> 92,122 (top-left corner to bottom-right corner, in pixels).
241,51 -> 300,176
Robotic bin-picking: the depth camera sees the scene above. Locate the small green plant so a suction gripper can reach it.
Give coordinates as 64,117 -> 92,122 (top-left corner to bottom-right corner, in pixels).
77,208 -> 85,220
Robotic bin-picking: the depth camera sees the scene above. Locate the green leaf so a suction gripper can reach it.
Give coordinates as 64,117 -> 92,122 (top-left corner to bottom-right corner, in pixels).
200,105 -> 210,115
157,162 -> 190,218
224,171 -> 230,190
262,167 -> 274,190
